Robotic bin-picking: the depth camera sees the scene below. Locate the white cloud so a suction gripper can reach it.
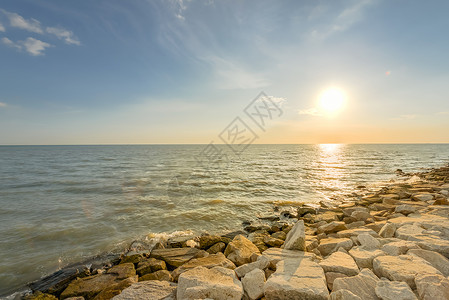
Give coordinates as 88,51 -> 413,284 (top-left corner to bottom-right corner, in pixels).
22,37 -> 51,56
0,22 -> 5,32
298,107 -> 322,116
46,27 -> 81,45
2,37 -> 21,50
3,10 -> 43,33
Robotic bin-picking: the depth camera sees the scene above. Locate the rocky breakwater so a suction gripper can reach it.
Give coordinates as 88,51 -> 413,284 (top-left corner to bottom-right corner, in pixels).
23,164 -> 449,299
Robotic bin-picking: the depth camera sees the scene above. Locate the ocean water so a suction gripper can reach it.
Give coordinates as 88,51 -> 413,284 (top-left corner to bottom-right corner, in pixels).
0,144 -> 449,295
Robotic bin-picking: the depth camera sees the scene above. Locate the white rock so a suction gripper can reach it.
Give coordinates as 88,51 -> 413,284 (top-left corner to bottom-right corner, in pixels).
234,255 -> 269,278
283,220 -> 306,251
375,279 -> 417,300
112,280 -> 176,300
382,241 -> 419,256
379,223 -> 396,238
177,266 -> 243,300
358,233 -> 381,250
319,252 -> 359,276
224,235 -> 260,266
329,289 -> 362,300
317,238 -> 353,256
373,255 -> 442,289
264,257 -> 329,300
349,246 -> 385,269
332,268 -> 379,300
241,268 -> 265,300
415,273 -> 449,300
408,249 -> 449,277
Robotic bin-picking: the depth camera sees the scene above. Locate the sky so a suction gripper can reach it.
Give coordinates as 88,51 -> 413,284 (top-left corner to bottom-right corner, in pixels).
0,0 -> 448,145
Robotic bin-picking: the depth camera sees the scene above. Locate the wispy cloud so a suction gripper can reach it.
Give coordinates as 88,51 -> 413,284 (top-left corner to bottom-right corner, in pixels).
436,111 -> 449,115
0,22 -> 5,32
391,114 -> 417,121
2,10 -> 43,33
310,0 -> 375,40
298,107 -> 322,116
46,27 -> 81,45
2,37 -> 52,56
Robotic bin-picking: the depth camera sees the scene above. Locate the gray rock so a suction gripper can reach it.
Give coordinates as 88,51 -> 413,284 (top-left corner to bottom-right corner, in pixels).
234,255 -> 269,278
283,220 -> 306,251
395,204 -> 417,215
332,268 -> 379,300
241,268 -> 265,300
379,223 -> 396,238
408,248 -> 449,277
358,233 -> 381,250
415,273 -> 449,300
382,241 -> 419,256
375,279 -> 417,300
112,280 -> 176,300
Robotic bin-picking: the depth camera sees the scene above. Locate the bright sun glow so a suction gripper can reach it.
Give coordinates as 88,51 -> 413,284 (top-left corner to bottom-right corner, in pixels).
318,88 -> 346,115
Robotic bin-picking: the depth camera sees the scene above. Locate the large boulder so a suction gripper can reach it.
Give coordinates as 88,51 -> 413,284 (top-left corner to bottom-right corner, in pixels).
415,273 -> 449,300
241,268 -> 265,300
198,235 -> 231,249
150,248 -> 203,267
224,235 -> 260,266
106,263 -> 136,280
408,249 -> 449,276
374,279 -> 417,300
332,268 -> 379,300
136,258 -> 166,276
373,255 -> 442,289
177,266 -> 243,300
318,238 -> 353,256
264,257 -> 329,300
60,274 -> 122,299
319,252 -> 359,276
234,255 -> 270,278
93,276 -> 138,300
283,220 -> 306,251
111,280 -> 176,300
171,252 -> 235,281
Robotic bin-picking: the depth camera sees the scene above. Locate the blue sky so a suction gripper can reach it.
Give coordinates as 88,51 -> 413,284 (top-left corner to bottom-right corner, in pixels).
1,0 -> 448,144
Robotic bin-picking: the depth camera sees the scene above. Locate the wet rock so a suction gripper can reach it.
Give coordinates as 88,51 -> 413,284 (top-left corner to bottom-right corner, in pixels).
374,279 -> 417,300
206,242 -> 226,254
241,268 -> 265,300
136,258 -> 166,276
120,252 -> 144,265
264,257 -> 329,300
415,273 -> 449,300
379,223 -> 396,238
349,246 -> 385,269
167,235 -> 196,248
408,249 -> 449,276
332,268 -> 379,300
60,274 -> 121,299
329,289 -> 362,300
177,266 -> 243,300
92,276 -> 138,300
139,270 -> 172,282
23,292 -> 58,300
234,256 -> 270,278
106,263 -> 135,280
224,235 -> 260,266
171,252 -> 236,281
317,238 -> 353,256
111,280 -> 176,300
244,224 -> 272,233
319,251 -> 359,276
150,247 -> 203,268
373,255 -> 442,289
283,220 -> 306,251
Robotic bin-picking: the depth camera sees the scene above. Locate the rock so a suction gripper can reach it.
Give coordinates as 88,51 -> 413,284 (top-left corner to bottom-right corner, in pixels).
412,193 -> 434,201
358,233 -> 381,250
374,279 -> 417,300
297,206 -> 316,217
317,221 -> 347,234
343,207 -> 370,217
224,235 -> 260,266
352,211 -> 372,221
234,256 -> 270,278
263,235 -> 284,247
271,231 -> 286,240
415,273 -> 449,300
329,289 -> 362,300
325,272 -> 348,290
207,242 -> 226,254
332,268 -> 379,300
319,252 -> 359,276
318,238 -> 353,256
60,274 -> 122,299
379,223 -> 396,238
395,204 -> 417,215
106,263 -> 136,280
282,220 -> 306,251
260,247 -> 317,269
111,280 -> 176,300
264,257 -> 329,300
349,247 -> 385,269
93,276 -> 138,300
373,255 -> 442,289
150,248 -> 203,268
167,235 -> 196,248
171,252 -> 236,281
346,221 -> 366,229
337,228 -> 378,238
314,211 -> 342,223
408,249 -> 449,276
382,241 -> 419,256
23,292 -> 58,300
177,266 -> 243,300
120,252 -> 144,265
198,235 -> 231,249
241,268 -> 265,300
136,258 -> 166,276
139,270 -> 172,282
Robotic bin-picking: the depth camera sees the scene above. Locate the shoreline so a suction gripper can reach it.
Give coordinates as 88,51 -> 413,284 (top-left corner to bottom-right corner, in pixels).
12,164 -> 449,299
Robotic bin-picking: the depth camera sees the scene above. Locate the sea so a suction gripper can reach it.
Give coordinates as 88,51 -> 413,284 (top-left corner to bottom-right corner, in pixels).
1,144 -> 449,296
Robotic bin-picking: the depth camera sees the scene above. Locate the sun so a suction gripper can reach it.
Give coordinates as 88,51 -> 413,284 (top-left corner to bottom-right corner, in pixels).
318,87 -> 346,115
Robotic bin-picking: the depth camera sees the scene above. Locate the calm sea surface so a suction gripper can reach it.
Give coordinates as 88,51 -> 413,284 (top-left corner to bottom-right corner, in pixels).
1,144 -> 449,295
